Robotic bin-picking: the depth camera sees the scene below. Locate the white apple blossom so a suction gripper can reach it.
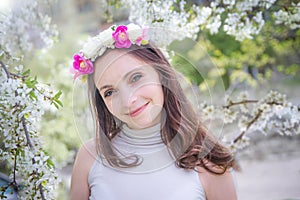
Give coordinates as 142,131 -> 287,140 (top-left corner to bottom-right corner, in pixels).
235,135 -> 250,150
223,0 -> 236,9
261,0 -> 277,9
224,11 -> 265,41
206,15 -> 222,34
274,2 -> 300,30
201,105 -> 216,119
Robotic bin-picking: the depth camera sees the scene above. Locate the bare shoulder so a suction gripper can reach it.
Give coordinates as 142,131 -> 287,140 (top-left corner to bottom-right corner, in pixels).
73,138 -> 98,174
70,138 -> 98,200
197,162 -> 237,200
78,139 -> 98,160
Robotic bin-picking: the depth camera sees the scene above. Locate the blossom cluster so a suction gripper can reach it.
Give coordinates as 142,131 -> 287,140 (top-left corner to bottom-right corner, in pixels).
273,2 -> 300,30
121,0 -> 299,43
200,91 -> 300,152
0,67 -> 60,199
0,0 -> 60,199
0,0 -> 58,59
125,0 -> 199,47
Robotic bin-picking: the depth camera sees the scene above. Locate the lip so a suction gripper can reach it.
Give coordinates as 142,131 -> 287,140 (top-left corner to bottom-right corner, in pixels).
129,102 -> 150,117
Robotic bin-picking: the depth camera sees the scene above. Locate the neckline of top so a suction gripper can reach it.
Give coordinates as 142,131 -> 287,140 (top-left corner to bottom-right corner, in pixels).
121,123 -> 161,139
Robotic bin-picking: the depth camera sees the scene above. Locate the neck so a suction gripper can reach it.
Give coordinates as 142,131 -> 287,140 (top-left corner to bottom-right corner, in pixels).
121,123 -> 161,139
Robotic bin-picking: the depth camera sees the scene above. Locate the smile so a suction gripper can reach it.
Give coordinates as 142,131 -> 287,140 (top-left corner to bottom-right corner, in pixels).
129,102 -> 150,117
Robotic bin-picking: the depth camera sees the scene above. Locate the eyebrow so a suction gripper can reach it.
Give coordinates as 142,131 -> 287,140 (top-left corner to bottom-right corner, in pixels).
99,84 -> 114,92
99,66 -> 144,92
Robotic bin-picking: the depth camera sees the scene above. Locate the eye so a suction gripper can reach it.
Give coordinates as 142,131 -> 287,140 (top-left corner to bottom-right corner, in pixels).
131,73 -> 143,83
103,89 -> 114,98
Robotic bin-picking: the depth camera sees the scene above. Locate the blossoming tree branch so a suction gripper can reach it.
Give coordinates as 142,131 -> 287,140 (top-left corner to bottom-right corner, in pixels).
0,1 -> 60,199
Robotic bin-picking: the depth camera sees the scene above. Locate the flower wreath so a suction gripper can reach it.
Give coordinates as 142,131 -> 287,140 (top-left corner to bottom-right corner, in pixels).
70,23 -> 149,81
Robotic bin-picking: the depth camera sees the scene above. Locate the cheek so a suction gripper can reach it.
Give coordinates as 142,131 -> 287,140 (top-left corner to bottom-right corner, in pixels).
142,84 -> 164,103
155,86 -> 164,105
104,99 -> 116,115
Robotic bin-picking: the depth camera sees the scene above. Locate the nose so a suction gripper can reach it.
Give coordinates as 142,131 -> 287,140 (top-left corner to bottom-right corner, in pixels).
119,87 -> 137,108
128,95 -> 137,106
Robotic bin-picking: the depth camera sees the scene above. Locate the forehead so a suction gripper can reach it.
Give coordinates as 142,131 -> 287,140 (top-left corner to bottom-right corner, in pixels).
93,50 -> 146,86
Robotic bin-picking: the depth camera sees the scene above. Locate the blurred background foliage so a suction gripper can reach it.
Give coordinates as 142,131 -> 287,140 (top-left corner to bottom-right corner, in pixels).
1,0 -> 299,198
171,24 -> 300,91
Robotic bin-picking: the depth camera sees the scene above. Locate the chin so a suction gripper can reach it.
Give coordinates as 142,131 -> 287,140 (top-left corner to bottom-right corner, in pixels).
127,117 -> 160,129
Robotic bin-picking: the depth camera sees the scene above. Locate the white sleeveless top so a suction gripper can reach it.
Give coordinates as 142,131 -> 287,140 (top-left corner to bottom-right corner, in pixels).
88,123 -> 206,200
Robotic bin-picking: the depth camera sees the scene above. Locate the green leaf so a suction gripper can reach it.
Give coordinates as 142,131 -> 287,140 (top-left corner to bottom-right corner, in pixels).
51,101 -> 59,109
51,90 -> 63,108
46,158 -> 55,168
54,90 -> 62,99
22,69 -> 31,77
24,113 -> 30,119
41,180 -> 48,187
29,91 -> 37,100
25,76 -> 38,89
54,99 -> 63,107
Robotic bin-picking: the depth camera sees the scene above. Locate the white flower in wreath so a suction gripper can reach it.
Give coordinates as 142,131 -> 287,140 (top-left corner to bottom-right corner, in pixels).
127,23 -> 143,44
98,28 -> 115,48
82,37 -> 103,59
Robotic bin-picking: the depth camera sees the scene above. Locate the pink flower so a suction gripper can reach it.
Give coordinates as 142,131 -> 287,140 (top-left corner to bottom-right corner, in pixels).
71,52 -> 94,80
112,25 -> 132,48
135,28 -> 149,46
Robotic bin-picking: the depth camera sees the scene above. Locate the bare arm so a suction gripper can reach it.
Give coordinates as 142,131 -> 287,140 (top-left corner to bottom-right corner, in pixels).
198,167 -> 237,200
70,140 -> 96,200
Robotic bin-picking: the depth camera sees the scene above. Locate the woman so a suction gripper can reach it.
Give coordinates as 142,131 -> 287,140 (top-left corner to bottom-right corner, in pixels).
70,23 -> 237,200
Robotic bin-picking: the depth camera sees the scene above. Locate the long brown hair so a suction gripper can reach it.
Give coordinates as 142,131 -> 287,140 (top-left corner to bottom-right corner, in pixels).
87,43 -> 236,174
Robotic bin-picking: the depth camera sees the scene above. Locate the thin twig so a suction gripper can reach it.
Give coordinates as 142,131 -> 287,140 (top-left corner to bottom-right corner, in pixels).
0,60 -> 10,79
0,60 -> 28,80
224,99 -> 285,110
223,100 -> 258,109
9,72 -> 25,79
21,116 -> 34,150
39,184 -> 46,200
13,150 -> 18,185
233,109 -> 263,143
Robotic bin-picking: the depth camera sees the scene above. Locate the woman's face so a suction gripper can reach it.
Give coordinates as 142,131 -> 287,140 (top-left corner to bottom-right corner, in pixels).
94,50 -> 164,130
